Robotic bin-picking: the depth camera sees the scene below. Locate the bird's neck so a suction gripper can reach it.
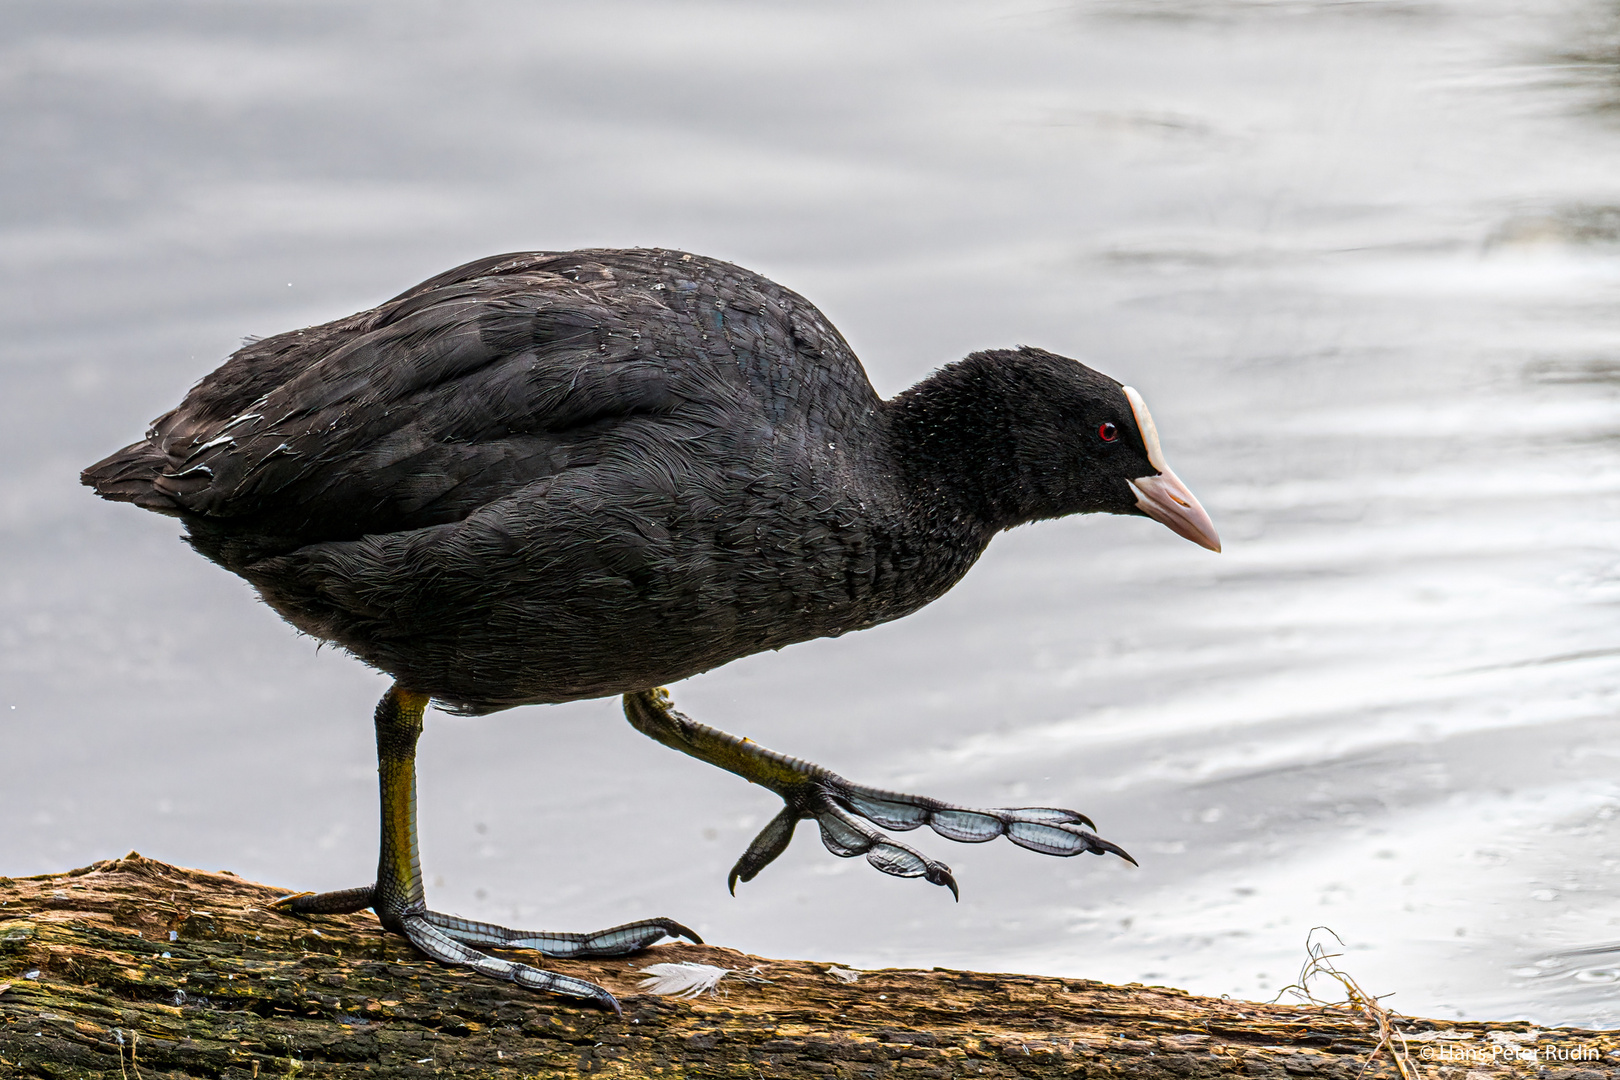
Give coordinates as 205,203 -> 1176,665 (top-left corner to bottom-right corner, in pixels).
883,358 -> 1040,535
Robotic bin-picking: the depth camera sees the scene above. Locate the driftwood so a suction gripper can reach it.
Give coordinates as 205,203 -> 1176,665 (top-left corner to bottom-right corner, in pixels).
1,855 -> 1614,1078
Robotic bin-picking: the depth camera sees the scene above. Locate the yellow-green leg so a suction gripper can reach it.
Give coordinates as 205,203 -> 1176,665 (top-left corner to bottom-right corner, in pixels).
375,685 -> 428,923
275,684 -> 700,1013
623,687 -> 1133,898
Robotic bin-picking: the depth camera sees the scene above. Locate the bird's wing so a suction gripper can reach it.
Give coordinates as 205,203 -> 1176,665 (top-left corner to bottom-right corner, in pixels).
118,267 -> 745,545
83,249 -> 883,553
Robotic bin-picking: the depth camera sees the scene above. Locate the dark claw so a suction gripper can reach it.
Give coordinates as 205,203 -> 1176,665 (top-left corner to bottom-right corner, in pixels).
926,864 -> 960,901
1088,833 -> 1138,866
728,806 -> 800,894
664,919 -> 705,945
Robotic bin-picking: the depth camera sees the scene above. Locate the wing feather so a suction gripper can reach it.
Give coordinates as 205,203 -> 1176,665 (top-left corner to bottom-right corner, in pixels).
83,249 -> 879,558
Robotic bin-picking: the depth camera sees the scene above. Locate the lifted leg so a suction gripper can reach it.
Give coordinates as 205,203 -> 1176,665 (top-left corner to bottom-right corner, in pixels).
274,685 -> 699,1013
623,687 -> 1134,897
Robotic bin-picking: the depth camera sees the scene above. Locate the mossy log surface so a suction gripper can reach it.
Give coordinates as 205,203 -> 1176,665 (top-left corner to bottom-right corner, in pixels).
1,855 -> 1614,1079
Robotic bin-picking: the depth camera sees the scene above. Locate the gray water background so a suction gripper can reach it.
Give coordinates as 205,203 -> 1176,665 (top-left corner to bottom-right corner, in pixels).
5,0 -> 1620,1026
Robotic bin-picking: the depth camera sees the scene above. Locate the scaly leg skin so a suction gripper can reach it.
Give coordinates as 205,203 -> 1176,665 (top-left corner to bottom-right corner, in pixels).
271,685 -> 700,1013
623,687 -> 1136,898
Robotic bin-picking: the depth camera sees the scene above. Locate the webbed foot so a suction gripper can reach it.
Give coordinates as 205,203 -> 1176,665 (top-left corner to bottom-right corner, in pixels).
623,687 -> 1134,898
274,883 -> 698,1013
397,910 -> 696,1013
727,772 -> 1134,896
298,685 -> 702,1013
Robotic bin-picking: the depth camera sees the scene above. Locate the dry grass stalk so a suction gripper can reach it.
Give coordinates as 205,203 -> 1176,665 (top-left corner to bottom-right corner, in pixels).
1274,927 -> 1417,1080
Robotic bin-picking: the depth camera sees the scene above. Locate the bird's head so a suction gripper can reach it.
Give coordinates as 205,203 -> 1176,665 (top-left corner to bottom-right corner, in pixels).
903,347 -> 1221,552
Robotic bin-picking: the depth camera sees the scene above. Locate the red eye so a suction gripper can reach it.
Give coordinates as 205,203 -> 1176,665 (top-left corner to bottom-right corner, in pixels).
1098,422 -> 1119,442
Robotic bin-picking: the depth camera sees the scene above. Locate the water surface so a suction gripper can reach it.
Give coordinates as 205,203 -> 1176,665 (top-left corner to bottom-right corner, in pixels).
4,0 -> 1620,1026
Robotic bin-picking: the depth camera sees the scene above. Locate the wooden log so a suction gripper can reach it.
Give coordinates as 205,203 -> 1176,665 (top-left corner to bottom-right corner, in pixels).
1,854 -> 1613,1078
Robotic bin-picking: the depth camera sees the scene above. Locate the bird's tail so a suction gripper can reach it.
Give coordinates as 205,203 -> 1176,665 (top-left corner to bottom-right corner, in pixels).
81,438 -> 184,515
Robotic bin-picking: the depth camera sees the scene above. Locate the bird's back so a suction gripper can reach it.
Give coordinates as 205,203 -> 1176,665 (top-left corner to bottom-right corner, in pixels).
86,249 -> 883,558
84,250 -> 938,710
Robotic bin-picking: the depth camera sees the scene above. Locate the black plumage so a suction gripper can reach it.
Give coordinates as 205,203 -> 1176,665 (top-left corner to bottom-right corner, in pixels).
86,248 -> 1192,713
83,248 -> 1218,1010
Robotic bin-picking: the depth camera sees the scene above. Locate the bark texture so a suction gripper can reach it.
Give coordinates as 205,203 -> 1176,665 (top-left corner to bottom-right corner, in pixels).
1,855 -> 1613,1079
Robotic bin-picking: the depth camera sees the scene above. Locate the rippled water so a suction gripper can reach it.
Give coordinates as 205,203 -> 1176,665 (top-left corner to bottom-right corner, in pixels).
4,0 -> 1619,1027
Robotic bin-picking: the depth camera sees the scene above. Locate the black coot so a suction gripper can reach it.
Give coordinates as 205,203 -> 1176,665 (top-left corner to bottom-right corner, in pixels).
84,248 -> 1219,1011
